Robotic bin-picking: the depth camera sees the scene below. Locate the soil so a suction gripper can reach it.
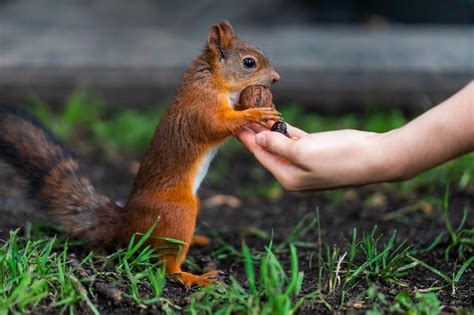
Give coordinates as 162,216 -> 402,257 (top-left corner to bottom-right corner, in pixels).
0,149 -> 473,314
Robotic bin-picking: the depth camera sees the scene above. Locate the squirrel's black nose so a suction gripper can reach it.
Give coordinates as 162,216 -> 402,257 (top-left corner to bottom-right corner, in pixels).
270,70 -> 280,83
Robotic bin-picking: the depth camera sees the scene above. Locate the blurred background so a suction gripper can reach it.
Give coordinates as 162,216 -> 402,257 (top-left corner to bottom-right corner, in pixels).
1,3 -> 473,312
1,0 -> 473,111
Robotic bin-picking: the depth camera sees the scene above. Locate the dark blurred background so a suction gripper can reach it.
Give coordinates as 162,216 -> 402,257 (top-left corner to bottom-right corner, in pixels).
0,0 -> 473,111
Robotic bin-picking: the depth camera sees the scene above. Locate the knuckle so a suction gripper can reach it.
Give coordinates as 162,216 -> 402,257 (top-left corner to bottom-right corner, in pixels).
265,135 -> 276,149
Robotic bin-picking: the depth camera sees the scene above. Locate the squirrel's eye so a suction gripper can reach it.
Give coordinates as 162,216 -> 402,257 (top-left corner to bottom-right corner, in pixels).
243,57 -> 256,69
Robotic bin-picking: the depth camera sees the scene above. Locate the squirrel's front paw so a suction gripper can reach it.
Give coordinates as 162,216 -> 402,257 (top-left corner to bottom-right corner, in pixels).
244,107 -> 281,126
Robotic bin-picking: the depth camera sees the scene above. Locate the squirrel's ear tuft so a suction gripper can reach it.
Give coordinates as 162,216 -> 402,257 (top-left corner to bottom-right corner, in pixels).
207,20 -> 235,54
218,20 -> 236,39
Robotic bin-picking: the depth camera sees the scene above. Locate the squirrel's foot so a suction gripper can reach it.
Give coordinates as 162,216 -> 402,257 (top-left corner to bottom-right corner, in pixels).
177,271 -> 220,289
191,235 -> 210,247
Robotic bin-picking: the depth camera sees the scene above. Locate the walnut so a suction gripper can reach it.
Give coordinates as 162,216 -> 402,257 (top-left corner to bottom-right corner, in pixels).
238,85 -> 291,138
238,85 -> 273,109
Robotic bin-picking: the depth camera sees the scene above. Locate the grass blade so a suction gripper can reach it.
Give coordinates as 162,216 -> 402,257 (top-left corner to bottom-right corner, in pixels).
454,256 -> 474,283
242,244 -> 258,297
407,254 -> 453,285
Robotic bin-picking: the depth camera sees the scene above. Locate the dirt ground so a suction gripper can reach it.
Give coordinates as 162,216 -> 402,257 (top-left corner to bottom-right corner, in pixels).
0,149 -> 473,314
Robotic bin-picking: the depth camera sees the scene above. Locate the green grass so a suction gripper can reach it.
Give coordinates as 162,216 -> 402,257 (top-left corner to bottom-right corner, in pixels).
420,187 -> 473,263
441,188 -> 473,261
0,230 -> 97,314
190,212 -> 471,313
364,285 -> 442,315
1,211 -> 472,314
27,90 -> 164,154
188,243 -> 304,314
0,224 -> 179,314
344,227 -> 415,284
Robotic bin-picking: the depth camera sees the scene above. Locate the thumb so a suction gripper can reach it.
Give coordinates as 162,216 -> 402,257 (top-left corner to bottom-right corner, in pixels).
256,131 -> 296,161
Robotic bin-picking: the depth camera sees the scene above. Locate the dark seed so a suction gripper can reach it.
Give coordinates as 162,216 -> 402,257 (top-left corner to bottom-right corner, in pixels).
271,121 -> 289,137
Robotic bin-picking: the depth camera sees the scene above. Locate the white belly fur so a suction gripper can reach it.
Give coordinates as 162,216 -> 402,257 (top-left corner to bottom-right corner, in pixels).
228,90 -> 242,108
193,148 -> 218,193
192,91 -> 241,193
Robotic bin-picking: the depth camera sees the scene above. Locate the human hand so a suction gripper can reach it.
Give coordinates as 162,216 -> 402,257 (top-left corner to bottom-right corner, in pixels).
236,82 -> 474,192
235,123 -> 389,191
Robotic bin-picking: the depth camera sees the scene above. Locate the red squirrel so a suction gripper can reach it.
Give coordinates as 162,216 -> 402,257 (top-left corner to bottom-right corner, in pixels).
0,20 -> 281,288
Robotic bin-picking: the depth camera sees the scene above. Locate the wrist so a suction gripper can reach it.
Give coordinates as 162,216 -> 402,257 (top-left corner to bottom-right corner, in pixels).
375,129 -> 409,182
345,131 -> 400,186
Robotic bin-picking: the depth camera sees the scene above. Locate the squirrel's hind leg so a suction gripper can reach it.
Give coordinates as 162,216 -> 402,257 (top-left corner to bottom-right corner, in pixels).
163,254 -> 219,288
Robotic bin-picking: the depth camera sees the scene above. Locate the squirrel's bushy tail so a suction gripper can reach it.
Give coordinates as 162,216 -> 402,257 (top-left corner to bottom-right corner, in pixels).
0,106 -> 123,245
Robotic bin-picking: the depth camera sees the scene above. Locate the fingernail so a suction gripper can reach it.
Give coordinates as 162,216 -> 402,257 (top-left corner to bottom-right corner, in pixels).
255,133 -> 268,147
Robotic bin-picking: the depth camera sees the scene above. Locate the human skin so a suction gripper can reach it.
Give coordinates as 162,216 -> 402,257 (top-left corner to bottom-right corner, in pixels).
236,81 -> 474,192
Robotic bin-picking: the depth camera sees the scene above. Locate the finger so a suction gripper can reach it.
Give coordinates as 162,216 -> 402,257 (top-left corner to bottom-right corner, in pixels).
248,137 -> 303,182
236,127 -> 308,191
255,131 -> 297,161
243,123 -> 267,133
284,123 -> 308,138
264,121 -> 308,138
235,126 -> 256,144
251,145 -> 309,191
237,128 -> 292,170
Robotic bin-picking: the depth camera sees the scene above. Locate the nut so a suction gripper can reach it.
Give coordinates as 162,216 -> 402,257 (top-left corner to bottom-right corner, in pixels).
238,85 -> 273,109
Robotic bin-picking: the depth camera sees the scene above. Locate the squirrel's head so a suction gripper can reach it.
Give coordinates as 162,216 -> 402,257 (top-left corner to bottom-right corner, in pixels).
207,20 -> 280,92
